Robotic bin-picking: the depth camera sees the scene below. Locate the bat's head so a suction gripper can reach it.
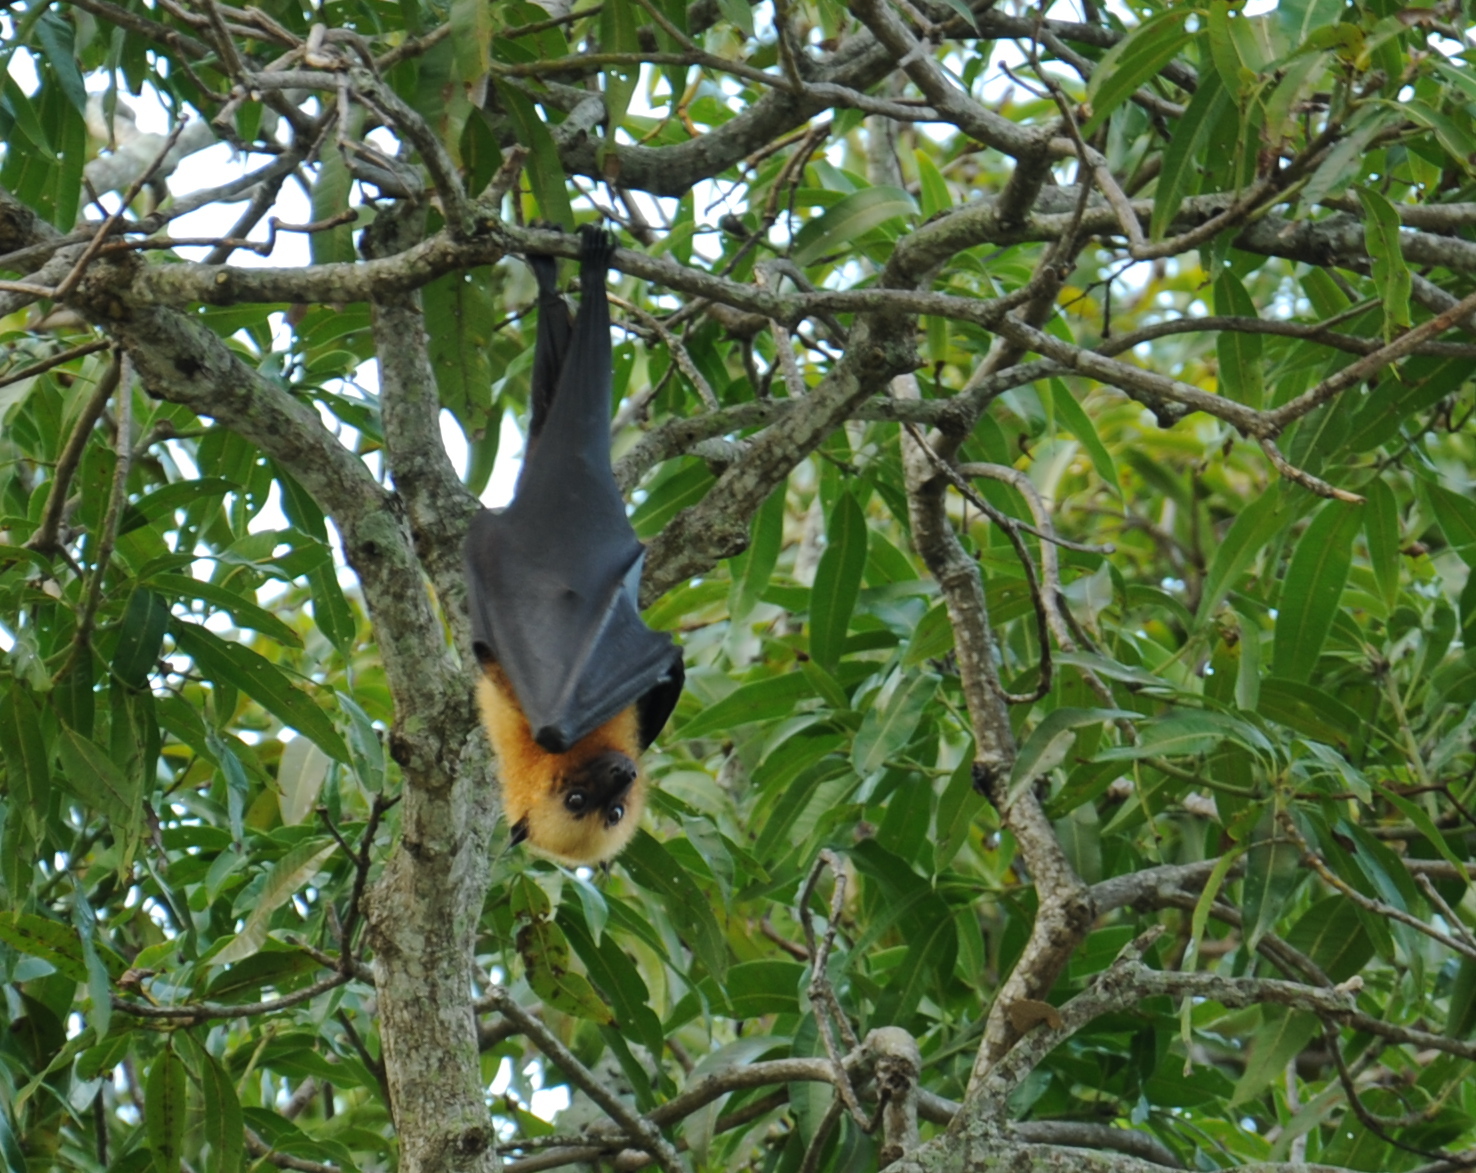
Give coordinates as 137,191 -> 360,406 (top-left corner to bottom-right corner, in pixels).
513,748 -> 647,866
477,667 -> 647,865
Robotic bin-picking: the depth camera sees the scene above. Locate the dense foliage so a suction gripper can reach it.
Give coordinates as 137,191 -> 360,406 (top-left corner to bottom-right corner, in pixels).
2,1 -> 1476,1172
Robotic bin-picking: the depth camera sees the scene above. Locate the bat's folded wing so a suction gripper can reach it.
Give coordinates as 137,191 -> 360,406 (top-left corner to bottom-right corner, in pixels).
465,507 -> 683,754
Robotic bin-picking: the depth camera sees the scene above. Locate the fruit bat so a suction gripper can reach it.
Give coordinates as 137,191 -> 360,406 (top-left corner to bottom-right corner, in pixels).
464,226 -> 684,865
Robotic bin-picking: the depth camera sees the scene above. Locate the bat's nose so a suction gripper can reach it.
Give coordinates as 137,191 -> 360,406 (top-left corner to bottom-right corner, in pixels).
586,751 -> 638,798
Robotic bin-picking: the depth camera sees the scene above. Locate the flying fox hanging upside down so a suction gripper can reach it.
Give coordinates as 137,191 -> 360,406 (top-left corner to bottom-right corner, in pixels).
464,226 -> 685,865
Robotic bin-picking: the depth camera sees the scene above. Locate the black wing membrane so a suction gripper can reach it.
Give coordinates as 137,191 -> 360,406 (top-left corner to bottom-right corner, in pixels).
465,227 -> 684,754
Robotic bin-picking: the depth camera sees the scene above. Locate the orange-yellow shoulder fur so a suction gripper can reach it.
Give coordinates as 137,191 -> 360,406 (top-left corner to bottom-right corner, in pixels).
476,666 -> 645,865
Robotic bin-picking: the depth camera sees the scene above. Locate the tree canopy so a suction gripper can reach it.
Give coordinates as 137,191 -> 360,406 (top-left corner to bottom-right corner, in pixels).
3,1 -> 1476,1171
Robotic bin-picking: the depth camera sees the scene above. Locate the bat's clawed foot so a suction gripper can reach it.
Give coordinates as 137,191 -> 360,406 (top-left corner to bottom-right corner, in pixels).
578,222 -> 615,269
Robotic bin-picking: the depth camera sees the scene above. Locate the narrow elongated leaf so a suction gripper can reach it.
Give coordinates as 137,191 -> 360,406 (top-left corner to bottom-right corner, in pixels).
146,1047 -> 189,1173
1213,271 -> 1264,408
112,588 -> 170,689
494,81 -> 574,229
277,737 -> 329,826
915,150 -> 952,219
1046,380 -> 1119,492
1197,486 -> 1300,624
1244,830 -> 1302,952
0,685 -> 51,816
149,573 -> 302,647
792,188 -> 916,266
681,673 -> 815,740
1364,478 -> 1400,608
1083,9 -> 1191,135
0,912 -> 89,981
71,891 -> 111,1039
199,1050 -> 244,1173
852,672 -> 939,776
1426,480 -> 1476,563
732,485 -> 785,622
58,728 -> 142,834
808,489 -> 867,671
1154,71 -> 1230,238
171,622 -> 349,761
212,838 -> 338,965
1358,187 -> 1411,333
620,830 -> 727,978
517,917 -> 614,1022
1272,501 -> 1362,681
1009,709 -> 1137,806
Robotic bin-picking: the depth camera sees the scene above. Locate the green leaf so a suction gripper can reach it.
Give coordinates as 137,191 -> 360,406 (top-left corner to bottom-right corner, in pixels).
146,1046 -> 189,1173
171,622 -> 350,761
1231,1007 -> 1318,1106
339,692 -> 387,792
57,728 -> 142,837
0,911 -> 88,981
791,187 -> 916,266
277,737 -> 330,826
1426,480 -> 1476,564
1008,708 -> 1137,806
1045,379 -> 1119,493
904,601 -> 955,667
70,891 -> 111,1040
212,838 -> 338,965
1364,478 -> 1400,608
1082,9 -> 1192,135
149,573 -> 302,647
620,830 -> 727,978
1244,828 -> 1302,953
681,673 -> 815,740
111,588 -> 170,689
808,489 -> 867,671
307,563 -> 356,656
731,485 -> 785,622
423,270 -> 496,435
1357,187 -> 1411,333
1212,271 -> 1264,409
852,671 -> 938,776
1197,485 -> 1301,624
1255,677 -> 1363,748
915,150 -> 952,219
1374,782 -> 1468,879
1285,896 -> 1373,983
495,81 -> 575,230
933,755 -> 986,872
517,916 -> 615,1023
309,146 -> 355,266
0,685 -> 51,817
1153,70 -> 1231,238
1272,500 -> 1362,681
199,1050 -> 245,1173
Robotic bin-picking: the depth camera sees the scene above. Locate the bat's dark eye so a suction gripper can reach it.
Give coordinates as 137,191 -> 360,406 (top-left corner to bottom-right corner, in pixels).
606,804 -> 624,826
565,790 -> 588,813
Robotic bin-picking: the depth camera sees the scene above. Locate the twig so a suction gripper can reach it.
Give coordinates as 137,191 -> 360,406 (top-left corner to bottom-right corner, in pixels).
54,122 -> 188,301
1279,813 -> 1476,961
798,851 -> 868,1128
27,351 -> 119,556
113,969 -> 353,1020
904,423 -> 1053,704
0,337 -> 110,389
609,294 -> 718,410
245,1127 -> 339,1173
796,1096 -> 843,1173
485,987 -> 686,1173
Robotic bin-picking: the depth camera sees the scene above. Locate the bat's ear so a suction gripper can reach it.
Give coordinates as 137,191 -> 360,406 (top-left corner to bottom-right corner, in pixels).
509,818 -> 529,846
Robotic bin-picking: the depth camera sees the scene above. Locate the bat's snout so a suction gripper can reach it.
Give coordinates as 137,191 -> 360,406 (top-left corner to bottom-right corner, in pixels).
585,751 -> 638,799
